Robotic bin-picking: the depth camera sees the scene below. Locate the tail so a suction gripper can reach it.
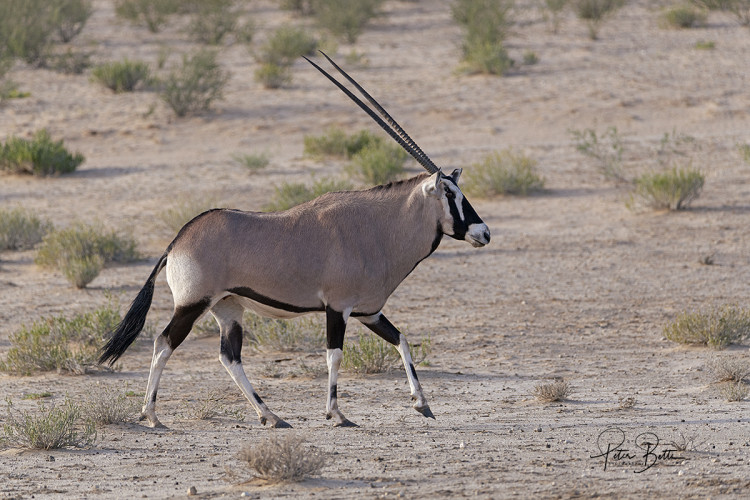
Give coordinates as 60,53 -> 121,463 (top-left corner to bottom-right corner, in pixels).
98,253 -> 168,366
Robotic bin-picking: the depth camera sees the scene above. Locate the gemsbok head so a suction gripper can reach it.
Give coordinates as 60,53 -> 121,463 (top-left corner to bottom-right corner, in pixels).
99,52 -> 490,428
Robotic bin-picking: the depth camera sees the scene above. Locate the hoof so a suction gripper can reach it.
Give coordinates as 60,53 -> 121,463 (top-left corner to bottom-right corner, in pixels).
140,413 -> 166,428
327,410 -> 358,427
415,405 -> 435,419
272,419 -> 292,429
261,415 -> 291,428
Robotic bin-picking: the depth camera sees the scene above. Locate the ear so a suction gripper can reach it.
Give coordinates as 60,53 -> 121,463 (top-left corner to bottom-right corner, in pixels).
423,171 -> 443,197
450,168 -> 462,184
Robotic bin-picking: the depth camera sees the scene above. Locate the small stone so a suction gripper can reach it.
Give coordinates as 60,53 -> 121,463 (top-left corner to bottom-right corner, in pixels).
459,441 -> 465,449
188,486 -> 197,496
241,493 -> 252,498
678,470 -> 684,476
534,427 -> 542,432
46,455 -> 55,462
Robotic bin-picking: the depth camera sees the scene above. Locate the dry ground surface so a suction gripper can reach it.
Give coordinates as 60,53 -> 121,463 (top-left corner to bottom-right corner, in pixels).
2,0 -> 750,498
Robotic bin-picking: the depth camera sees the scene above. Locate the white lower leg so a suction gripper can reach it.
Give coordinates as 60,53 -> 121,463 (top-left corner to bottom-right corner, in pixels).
397,334 -> 429,412
220,356 -> 289,427
141,335 -> 173,427
326,348 -> 351,425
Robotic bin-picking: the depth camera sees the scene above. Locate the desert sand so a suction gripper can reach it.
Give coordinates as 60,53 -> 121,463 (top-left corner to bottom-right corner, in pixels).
2,0 -> 750,498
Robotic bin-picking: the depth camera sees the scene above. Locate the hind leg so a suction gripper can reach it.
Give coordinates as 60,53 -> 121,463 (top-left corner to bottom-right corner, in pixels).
212,297 -> 290,428
141,298 -> 210,427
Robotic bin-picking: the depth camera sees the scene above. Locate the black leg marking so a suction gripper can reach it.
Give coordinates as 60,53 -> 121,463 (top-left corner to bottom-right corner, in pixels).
252,392 -> 265,405
151,391 -> 157,403
362,314 -> 400,346
220,321 -> 243,364
325,306 -> 347,350
330,385 -> 337,399
409,363 -> 419,382
165,298 -> 211,350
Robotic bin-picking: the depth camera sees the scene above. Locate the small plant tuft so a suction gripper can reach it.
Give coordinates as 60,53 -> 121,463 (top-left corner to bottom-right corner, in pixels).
2,398 -> 96,450
313,0 -> 383,43
573,0 -> 625,39
661,4 -> 708,29
264,178 -> 353,211
706,356 -> 750,383
115,0 -> 180,33
238,434 -> 328,483
244,314 -> 325,352
186,0 -> 238,45
570,126 -> 625,182
0,129 -> 84,176
347,141 -> 407,185
83,386 -> 139,425
452,0 -> 515,75
719,381 -> 748,402
694,39 -> 716,50
56,0 -> 94,43
159,198 -> 217,234
91,59 -> 151,93
664,305 -> 750,349
462,149 -> 545,197
254,25 -> 318,89
628,165 -> 704,211
342,332 -> 430,374
541,0 -> 570,33
232,152 -> 270,173
0,208 -> 53,251
160,49 -> 230,117
533,380 -> 571,402
303,127 -> 382,159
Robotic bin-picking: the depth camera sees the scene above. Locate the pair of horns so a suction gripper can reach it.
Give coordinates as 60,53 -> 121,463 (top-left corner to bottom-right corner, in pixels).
304,52 -> 440,175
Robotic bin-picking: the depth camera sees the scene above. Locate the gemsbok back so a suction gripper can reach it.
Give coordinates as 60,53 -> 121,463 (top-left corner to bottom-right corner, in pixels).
99,53 -> 490,428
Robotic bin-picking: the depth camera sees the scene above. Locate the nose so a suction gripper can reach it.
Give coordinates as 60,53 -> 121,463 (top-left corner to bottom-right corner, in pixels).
483,229 -> 491,244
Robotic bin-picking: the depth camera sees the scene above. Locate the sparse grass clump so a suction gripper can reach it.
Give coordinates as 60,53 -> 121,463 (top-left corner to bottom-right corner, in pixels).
452,0 -> 515,75
691,0 -> 750,26
264,178 -> 353,211
304,127 -> 381,159
56,0 -> 94,43
462,149 -> 544,197
115,0 -> 180,33
573,0 -> 625,39
2,398 -> 96,450
342,332 -> 431,374
35,222 -> 139,288
244,315 -> 325,352
232,152 -> 270,173
238,434 -> 328,483
533,380 -> 571,402
83,386 -> 139,425
738,143 -> 750,164
0,208 -> 53,251
0,301 -> 121,375
91,59 -> 151,93
254,25 -> 318,88
186,0 -> 238,45
570,126 -> 625,182
719,381 -> 748,402
661,4 -> 708,28
706,356 -> 750,383
0,0 -> 58,64
694,39 -> 716,49
159,198 -> 216,234
160,49 -> 230,117
628,166 -> 704,211
0,129 -> 84,176
664,305 -> 750,349
347,141 -> 407,185
541,0 -> 570,33
313,0 -> 383,43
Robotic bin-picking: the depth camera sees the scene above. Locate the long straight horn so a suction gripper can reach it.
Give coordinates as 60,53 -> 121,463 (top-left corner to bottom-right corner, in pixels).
304,52 -> 440,174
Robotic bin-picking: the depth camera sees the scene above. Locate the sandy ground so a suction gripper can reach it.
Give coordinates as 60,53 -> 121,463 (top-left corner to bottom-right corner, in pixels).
2,0 -> 750,498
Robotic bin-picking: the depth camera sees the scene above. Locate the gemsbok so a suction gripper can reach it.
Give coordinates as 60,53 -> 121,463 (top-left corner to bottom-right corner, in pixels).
99,53 -> 490,428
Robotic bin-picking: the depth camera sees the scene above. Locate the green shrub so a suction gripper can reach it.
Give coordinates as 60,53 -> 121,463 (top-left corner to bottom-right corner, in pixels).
264,178 -> 353,211
0,129 -> 84,176
664,305 -> 750,349
56,0 -> 94,43
254,25 -> 317,88
303,127 -> 381,159
244,314 -> 325,352
452,0 -> 514,75
347,141 -> 407,185
342,332 -> 431,374
35,222 -> 139,288
629,166 -> 704,211
462,149 -> 545,197
91,59 -> 151,93
0,207 -> 53,251
570,126 -> 625,182
2,398 -> 96,450
694,39 -> 716,49
160,49 -> 230,117
313,0 -> 383,43
232,152 -> 270,173
661,4 -> 707,28
0,0 -> 58,65
115,0 -> 180,32
523,50 -> 540,65
254,62 -> 292,89
573,0 -> 625,39
186,0 -> 238,44
0,301 -> 122,375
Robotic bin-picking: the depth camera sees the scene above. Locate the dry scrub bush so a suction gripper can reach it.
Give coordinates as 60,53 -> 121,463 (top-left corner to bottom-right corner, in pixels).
541,0 -> 570,33
533,380 -> 571,402
452,0 -> 514,75
691,0 -> 750,26
2,398 -> 96,450
342,332 -> 431,374
706,356 -> 750,383
346,141 -> 408,185
264,178 -> 353,211
244,315 -> 326,352
661,4 -> 707,28
0,301 -> 121,375
186,0 -> 238,45
238,434 -> 328,483
254,25 -> 318,88
314,0 -> 383,43
91,59 -> 151,93
0,208 -> 52,251
719,381 -> 748,402
573,0 -> 625,39
304,128 -> 381,159
56,0 -> 94,43
462,149 -> 545,197
160,49 -> 229,117
570,127 -> 625,182
83,386 -> 139,425
664,305 -> 750,349
0,129 -> 84,176
628,166 -> 704,211
115,0 -> 180,33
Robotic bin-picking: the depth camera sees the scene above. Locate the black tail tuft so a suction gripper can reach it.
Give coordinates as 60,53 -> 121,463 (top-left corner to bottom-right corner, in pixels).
98,254 -> 166,366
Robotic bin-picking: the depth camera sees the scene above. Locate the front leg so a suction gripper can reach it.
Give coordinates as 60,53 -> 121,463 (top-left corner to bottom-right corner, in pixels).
325,306 -> 357,427
360,312 -> 434,419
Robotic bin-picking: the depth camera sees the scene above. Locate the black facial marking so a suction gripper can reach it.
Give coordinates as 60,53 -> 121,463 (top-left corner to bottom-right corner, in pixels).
220,321 -> 243,364
409,363 -> 419,382
228,286 -> 324,314
252,392 -> 265,405
447,194 -> 467,240
164,297 -> 211,350
326,306 -> 347,350
362,314 -> 400,346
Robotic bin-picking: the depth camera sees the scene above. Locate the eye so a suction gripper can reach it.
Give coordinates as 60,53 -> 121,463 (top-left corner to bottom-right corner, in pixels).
444,187 -> 455,199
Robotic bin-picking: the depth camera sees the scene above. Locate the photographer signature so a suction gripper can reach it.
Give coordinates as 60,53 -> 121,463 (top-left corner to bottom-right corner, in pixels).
590,427 -> 681,473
